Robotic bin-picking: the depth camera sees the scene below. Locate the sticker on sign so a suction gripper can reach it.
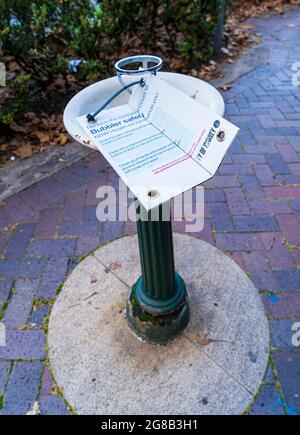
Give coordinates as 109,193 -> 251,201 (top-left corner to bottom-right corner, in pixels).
77,75 -> 239,210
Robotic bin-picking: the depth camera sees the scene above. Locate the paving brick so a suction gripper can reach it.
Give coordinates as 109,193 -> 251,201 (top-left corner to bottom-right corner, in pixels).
288,135 -> 300,152
265,186 -> 300,200
242,250 -> 277,290
59,221 -> 100,237
16,183 -> 51,213
218,164 -> 254,175
225,188 -> 251,215
0,279 -> 13,305
0,259 -> 21,277
204,189 -> 226,202
258,232 -> 294,270
75,236 -> 100,256
274,269 -> 300,291
34,365 -> 70,415
226,251 -> 245,269
68,159 -> 99,181
67,258 -> 80,275
264,153 -> 290,174
288,163 -> 300,175
262,293 -> 300,318
244,144 -> 276,154
3,279 -> 39,329
290,200 -> 300,220
249,199 -> 291,214
193,217 -> 214,245
1,361 -> 43,415
18,258 -> 47,278
271,319 -> 297,349
5,224 -> 35,258
0,362 -> 10,405
85,178 -> 108,206
0,232 -> 10,256
267,107 -> 285,121
266,127 -> 297,136
2,196 -> 33,226
238,130 -> 257,145
233,215 -> 279,232
254,164 -> 277,186
215,232 -> 262,251
0,208 -> 9,231
0,330 -> 46,360
249,385 -> 285,415
63,190 -> 85,221
37,257 -> 69,300
276,144 -> 299,163
83,205 -> 99,222
34,207 -> 62,239
225,103 -> 240,116
241,175 -> 265,200
101,221 -> 125,243
264,365 -> 275,384
39,395 -> 70,415
276,214 -> 300,246
273,351 -> 300,415
36,176 -> 69,203
207,203 -> 234,232
232,154 -> 266,165
204,175 -> 241,188
258,114 -> 276,128
291,249 -> 300,266
28,239 -> 76,257
53,167 -> 86,191
29,304 -> 51,327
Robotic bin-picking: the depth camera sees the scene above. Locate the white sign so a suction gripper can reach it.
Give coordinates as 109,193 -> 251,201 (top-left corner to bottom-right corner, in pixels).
77,75 -> 239,210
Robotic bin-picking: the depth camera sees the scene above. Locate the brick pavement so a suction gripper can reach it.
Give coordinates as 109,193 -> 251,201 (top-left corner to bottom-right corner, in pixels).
0,8 -> 299,415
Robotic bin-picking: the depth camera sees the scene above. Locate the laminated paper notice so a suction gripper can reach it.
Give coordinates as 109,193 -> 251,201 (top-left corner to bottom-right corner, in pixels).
77,75 -> 239,210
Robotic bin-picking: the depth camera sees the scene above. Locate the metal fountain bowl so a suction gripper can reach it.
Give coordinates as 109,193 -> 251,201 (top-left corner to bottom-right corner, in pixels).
63,72 -> 225,150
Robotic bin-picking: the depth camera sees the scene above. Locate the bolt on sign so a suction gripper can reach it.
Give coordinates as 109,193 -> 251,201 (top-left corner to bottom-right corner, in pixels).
77,74 -> 239,210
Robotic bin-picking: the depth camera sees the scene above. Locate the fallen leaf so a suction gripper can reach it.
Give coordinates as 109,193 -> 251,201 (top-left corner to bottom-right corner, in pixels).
56,134 -> 68,146
19,324 -> 31,330
34,130 -> 50,143
15,143 -> 32,159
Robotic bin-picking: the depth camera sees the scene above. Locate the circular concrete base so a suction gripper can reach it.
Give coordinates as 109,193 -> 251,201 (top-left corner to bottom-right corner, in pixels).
48,234 -> 269,415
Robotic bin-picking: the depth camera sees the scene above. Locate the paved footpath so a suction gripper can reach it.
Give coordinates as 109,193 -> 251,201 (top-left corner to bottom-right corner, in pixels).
0,8 -> 300,415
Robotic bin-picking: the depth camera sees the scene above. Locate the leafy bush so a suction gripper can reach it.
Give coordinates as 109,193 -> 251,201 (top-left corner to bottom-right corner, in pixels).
0,0 -> 220,124
0,74 -> 39,124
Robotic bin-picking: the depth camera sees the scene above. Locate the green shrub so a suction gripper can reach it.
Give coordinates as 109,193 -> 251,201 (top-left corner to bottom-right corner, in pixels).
0,74 -> 39,124
0,0 -> 220,124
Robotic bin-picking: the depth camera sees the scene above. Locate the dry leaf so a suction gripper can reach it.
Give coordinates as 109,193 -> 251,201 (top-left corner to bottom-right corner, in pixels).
15,143 -> 32,159
220,85 -> 232,92
56,134 -> 68,146
34,130 -> 50,143
19,324 -> 31,330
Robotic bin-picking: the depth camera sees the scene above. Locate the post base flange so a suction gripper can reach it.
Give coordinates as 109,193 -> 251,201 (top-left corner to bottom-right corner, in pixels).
126,273 -> 190,344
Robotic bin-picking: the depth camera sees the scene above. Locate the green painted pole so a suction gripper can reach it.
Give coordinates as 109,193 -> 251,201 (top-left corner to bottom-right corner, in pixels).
126,201 -> 189,344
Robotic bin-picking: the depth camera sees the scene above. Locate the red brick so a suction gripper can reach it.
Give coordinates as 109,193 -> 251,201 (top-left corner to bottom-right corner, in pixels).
276,214 -> 300,246
265,186 -> 300,200
258,232 -> 294,269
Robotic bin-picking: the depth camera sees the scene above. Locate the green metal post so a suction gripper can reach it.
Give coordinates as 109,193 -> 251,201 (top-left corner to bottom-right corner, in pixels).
126,201 -> 189,344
